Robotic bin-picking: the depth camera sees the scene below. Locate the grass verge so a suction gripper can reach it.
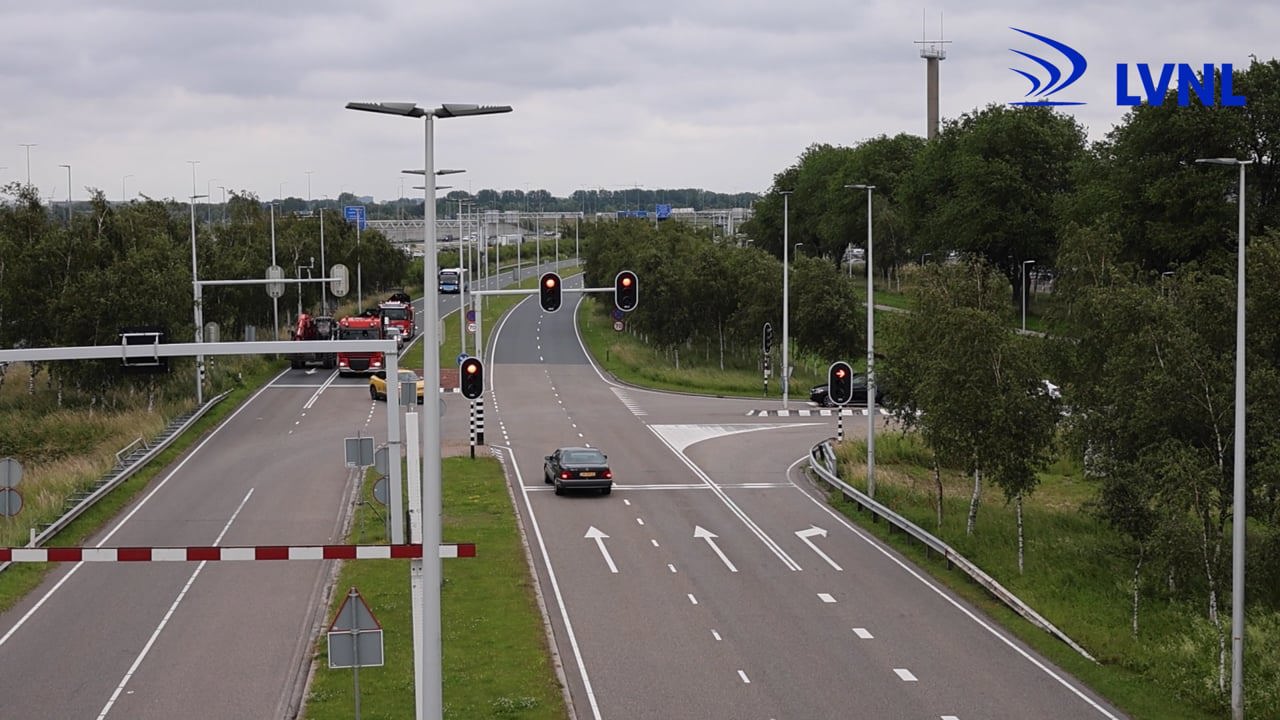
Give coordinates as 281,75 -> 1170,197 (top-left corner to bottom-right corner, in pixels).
302,456 -> 566,719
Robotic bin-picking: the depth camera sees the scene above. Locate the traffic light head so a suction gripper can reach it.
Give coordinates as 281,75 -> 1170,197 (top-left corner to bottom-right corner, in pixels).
763,322 -> 774,355
539,272 -> 562,313
614,270 -> 638,312
460,356 -> 484,399
828,361 -> 854,406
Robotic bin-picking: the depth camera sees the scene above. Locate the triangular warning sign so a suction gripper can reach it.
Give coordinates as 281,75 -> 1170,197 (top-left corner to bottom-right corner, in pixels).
328,587 -> 382,633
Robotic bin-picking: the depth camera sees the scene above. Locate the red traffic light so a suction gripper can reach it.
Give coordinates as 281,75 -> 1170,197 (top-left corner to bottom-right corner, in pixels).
835,367 -> 847,379
539,272 -> 562,312
460,357 -> 484,399
828,361 -> 854,406
614,270 -> 638,312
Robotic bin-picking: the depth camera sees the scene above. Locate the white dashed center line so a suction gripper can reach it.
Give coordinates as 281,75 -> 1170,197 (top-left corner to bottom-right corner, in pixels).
818,593 -> 836,603
894,668 -> 918,682
667,564 -> 677,573
853,628 -> 874,639
711,630 -> 721,641
687,594 -> 698,605
737,670 -> 750,684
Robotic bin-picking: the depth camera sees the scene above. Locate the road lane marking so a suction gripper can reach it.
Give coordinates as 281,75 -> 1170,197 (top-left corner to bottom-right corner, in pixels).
894,668 -> 918,682
584,526 -> 618,573
647,427 -> 802,571
650,539 -> 659,547
97,489 -> 255,719
489,445 -> 605,720
738,670 -> 751,684
636,518 -> 644,526
694,526 -> 739,572
687,594 -> 698,605
623,499 -> 631,506
0,370 -> 289,650
789,459 -> 1124,720
302,369 -> 340,410
853,628 -> 874,639
942,716 -> 960,719
818,593 -> 836,603
712,630 -> 722,641
795,526 -> 843,571
668,564 -> 677,573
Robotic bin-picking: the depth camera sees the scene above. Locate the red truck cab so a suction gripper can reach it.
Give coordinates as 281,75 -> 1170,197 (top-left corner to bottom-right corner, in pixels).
335,315 -> 385,375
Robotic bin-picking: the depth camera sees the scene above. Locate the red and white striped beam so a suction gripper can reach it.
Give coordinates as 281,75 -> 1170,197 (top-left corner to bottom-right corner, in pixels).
0,543 -> 476,563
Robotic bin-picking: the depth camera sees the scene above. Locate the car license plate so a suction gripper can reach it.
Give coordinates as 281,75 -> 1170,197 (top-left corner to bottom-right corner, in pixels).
579,471 -> 596,477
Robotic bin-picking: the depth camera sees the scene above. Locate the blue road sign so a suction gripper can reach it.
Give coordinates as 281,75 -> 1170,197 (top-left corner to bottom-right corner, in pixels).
343,205 -> 367,231
611,308 -> 624,321
456,352 -> 469,366
466,310 -> 476,322
656,204 -> 672,220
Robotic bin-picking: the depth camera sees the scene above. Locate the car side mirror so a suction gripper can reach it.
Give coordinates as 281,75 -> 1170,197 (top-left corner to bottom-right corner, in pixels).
545,455 -> 553,462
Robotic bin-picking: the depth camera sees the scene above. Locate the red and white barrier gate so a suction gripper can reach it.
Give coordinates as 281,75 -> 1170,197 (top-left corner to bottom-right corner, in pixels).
0,543 -> 475,563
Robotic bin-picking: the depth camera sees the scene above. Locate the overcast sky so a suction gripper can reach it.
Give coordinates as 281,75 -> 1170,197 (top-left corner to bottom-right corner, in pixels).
1,1 -> 1274,205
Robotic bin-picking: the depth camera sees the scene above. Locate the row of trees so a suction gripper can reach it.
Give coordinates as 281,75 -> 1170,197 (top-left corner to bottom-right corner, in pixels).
0,185 -> 409,401
741,60 -> 1280,306
581,219 -> 861,366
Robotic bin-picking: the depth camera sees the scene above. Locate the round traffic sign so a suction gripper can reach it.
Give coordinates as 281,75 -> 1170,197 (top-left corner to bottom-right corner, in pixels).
613,320 -> 625,332
0,457 -> 23,489
0,487 -> 22,517
467,322 -> 477,333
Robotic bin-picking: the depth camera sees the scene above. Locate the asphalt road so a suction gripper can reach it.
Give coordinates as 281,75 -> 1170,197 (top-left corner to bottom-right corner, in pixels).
0,260 -> 557,719
488,279 -> 1128,720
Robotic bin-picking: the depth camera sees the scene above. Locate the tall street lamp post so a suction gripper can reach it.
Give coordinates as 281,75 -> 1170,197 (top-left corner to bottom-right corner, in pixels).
780,190 -> 793,409
1021,260 -> 1036,332
187,159 -> 206,405
1196,156 -> 1251,720
270,203 -> 279,338
58,164 -> 71,224
19,143 -> 36,186
346,100 -> 510,720
847,184 -> 877,498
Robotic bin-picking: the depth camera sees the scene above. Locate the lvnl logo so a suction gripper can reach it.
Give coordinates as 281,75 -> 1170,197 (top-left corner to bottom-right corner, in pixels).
1008,28 -> 1088,106
1008,27 -> 1248,107
1117,63 -> 1246,106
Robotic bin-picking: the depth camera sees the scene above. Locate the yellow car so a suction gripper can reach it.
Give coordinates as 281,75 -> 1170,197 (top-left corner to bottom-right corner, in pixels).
370,369 -> 425,404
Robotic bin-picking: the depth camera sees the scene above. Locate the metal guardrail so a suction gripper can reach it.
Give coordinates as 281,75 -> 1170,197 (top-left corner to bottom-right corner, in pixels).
806,439 -> 1097,662
0,391 -> 232,576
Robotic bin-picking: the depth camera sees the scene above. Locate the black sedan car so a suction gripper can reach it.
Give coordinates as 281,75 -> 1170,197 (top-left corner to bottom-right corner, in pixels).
544,447 -> 613,496
810,373 -> 885,407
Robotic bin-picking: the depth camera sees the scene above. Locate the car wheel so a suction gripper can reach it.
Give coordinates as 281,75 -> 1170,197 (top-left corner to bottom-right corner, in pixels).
370,385 -> 378,400
553,479 -> 564,496
544,470 -> 553,485
601,485 -> 612,496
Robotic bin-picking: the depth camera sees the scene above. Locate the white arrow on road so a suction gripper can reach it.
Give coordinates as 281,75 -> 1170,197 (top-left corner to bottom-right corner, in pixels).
585,526 -> 618,573
795,526 -> 843,571
694,525 -> 738,572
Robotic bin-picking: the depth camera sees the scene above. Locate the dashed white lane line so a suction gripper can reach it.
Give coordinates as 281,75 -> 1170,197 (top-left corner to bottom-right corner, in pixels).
818,593 -> 836,603
941,716 -> 960,720
737,670 -> 751,684
711,630 -> 722,641
650,539 -> 659,547
853,628 -> 874,639
636,518 -> 645,526
687,594 -> 698,605
667,564 -> 677,573
623,499 -> 631,506
894,668 -> 919,682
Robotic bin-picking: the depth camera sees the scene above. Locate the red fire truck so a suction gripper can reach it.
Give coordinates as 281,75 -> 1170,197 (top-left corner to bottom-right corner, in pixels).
378,291 -> 416,340
335,315 -> 385,376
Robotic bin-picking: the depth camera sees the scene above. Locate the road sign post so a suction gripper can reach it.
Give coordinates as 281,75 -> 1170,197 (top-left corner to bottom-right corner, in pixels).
328,586 -> 384,720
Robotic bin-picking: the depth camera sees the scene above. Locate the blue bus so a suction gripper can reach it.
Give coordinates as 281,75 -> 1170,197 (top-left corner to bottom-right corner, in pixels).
438,267 -> 467,294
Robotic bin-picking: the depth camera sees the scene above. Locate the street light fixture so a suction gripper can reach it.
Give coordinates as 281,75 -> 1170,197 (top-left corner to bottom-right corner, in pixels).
1021,260 -> 1036,332
58,164 -> 71,224
346,99 -> 511,720
847,183 -> 877,498
18,143 -> 36,186
1196,155 -> 1252,720
780,190 -> 793,410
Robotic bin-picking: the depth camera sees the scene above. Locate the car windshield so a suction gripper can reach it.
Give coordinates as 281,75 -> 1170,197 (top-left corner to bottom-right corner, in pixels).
381,307 -> 407,320
563,450 -> 605,465
338,328 -> 380,340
